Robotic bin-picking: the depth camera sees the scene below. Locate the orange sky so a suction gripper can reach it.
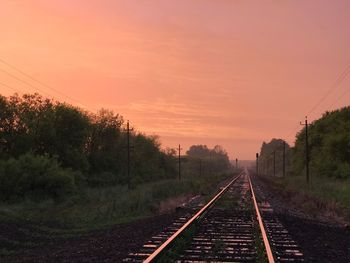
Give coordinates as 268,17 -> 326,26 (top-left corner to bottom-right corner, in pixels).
1,1 -> 349,159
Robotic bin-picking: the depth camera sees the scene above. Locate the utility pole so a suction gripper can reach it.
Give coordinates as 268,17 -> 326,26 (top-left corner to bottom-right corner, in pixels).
267,158 -> 270,176
178,144 -> 182,181
235,158 -> 238,171
273,151 -> 276,177
209,151 -> 212,175
283,141 -> 286,177
256,153 -> 259,176
300,117 -> 310,185
127,120 -> 131,189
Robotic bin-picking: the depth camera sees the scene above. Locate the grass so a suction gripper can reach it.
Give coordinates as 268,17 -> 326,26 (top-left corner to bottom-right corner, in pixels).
254,226 -> 268,263
215,197 -> 238,210
0,173 -> 232,233
0,173 -> 235,257
156,224 -> 197,262
288,176 -> 350,208
155,197 -> 236,262
265,175 -> 350,220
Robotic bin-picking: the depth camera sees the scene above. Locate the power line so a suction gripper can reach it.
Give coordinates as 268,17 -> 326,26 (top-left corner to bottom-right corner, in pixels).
285,63 -> 350,142
307,64 -> 350,115
0,81 -> 21,94
328,86 -> 350,110
0,57 -> 98,112
0,68 -> 55,99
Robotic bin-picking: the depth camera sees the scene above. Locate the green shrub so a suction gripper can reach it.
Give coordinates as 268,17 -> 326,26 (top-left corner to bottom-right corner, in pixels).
0,153 -> 75,202
294,107 -> 350,179
87,171 -> 119,187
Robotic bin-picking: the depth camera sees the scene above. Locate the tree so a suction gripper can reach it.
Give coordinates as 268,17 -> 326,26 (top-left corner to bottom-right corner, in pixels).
87,109 -> 124,185
293,107 -> 350,178
259,138 -> 291,177
185,144 -> 231,177
52,103 -> 91,172
186,145 -> 210,158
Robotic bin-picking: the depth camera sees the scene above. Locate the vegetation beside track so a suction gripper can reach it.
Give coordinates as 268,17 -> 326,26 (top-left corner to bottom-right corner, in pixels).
0,93 -> 232,202
257,106 -> 350,221
156,224 -> 197,262
0,172 -> 235,257
0,93 -> 233,224
0,172 -> 234,230
0,92 -> 237,256
260,175 -> 350,221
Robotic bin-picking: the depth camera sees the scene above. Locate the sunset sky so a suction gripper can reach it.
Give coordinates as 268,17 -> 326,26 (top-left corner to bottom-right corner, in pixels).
1,1 -> 349,160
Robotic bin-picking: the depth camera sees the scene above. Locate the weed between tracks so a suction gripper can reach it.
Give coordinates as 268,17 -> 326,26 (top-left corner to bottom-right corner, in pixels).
254,224 -> 268,263
215,195 -> 239,210
156,224 -> 197,262
247,184 -> 269,263
154,183 -> 239,262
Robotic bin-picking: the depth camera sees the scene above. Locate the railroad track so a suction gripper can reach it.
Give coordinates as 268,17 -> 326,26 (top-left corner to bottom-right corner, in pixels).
124,169 -> 304,262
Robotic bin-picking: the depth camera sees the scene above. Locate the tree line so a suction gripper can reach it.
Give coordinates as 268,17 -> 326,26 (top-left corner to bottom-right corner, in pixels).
0,93 -> 232,202
183,144 -> 232,177
258,106 -> 350,179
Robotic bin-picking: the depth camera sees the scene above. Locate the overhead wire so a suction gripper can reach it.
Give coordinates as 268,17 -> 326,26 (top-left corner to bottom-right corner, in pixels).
307,64 -> 350,115
0,57 -> 99,112
0,67 -> 56,99
283,63 -> 350,143
0,81 -> 21,94
328,86 -> 350,109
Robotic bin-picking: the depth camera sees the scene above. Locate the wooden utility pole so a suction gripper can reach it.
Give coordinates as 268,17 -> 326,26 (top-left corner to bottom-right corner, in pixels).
256,153 -> 259,176
178,144 -> 182,181
273,151 -> 276,177
300,117 -> 310,185
305,118 -> 310,184
127,121 -> 131,189
267,158 -> 270,176
283,141 -> 286,177
209,151 -> 212,175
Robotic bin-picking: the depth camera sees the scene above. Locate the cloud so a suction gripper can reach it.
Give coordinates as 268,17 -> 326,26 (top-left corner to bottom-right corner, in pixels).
128,98 -> 222,118
111,98 -> 267,141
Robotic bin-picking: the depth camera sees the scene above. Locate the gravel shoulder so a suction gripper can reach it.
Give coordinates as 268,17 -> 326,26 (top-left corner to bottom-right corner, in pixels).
252,175 -> 350,263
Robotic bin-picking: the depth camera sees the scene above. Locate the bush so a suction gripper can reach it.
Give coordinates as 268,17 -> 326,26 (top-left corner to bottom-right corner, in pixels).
293,107 -> 350,179
87,171 -> 118,187
0,153 -> 76,202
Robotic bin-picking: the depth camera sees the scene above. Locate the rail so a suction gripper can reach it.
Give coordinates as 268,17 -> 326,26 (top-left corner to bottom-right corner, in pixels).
143,172 -> 243,263
248,173 -> 275,263
143,170 -> 277,263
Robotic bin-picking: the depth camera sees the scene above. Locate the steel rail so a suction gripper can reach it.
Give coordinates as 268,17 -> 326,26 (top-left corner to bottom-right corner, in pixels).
248,171 -> 275,263
143,172 -> 243,263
